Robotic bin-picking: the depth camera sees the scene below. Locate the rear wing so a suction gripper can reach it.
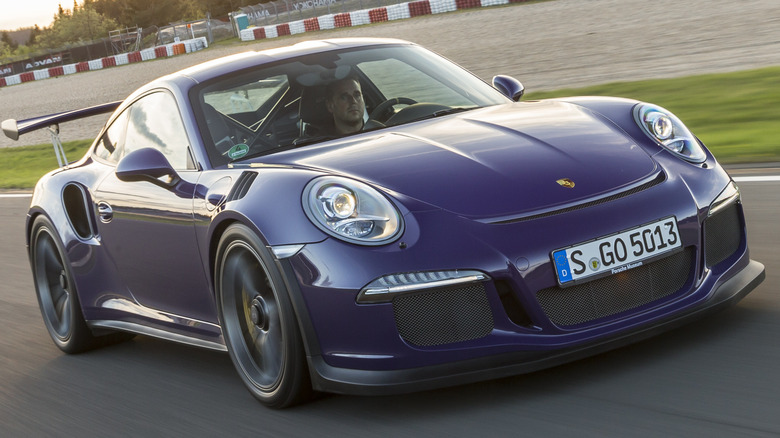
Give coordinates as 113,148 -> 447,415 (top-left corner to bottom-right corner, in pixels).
2,101 -> 122,167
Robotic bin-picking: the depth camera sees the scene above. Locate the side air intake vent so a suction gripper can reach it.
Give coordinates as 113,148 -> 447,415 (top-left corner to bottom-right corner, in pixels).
226,171 -> 257,202
62,183 -> 95,240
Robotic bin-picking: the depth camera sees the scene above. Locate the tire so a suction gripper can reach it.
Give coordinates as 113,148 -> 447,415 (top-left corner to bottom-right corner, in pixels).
30,215 -> 133,353
216,224 -> 311,408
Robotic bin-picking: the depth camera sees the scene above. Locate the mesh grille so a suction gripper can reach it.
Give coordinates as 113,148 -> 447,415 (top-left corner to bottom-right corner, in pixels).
393,284 -> 494,346
705,203 -> 742,267
536,248 -> 694,327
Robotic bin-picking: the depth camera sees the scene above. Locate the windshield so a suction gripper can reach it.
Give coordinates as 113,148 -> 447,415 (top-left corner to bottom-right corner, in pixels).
193,44 -> 509,166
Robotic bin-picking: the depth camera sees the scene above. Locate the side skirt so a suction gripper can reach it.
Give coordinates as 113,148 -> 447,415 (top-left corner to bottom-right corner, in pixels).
88,320 -> 227,352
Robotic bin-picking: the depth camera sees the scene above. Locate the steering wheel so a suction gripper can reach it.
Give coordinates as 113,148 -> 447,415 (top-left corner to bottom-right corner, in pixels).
369,97 -> 417,123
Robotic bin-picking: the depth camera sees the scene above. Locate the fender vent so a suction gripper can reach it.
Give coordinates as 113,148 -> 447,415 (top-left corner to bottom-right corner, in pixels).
63,184 -> 96,240
226,171 -> 257,202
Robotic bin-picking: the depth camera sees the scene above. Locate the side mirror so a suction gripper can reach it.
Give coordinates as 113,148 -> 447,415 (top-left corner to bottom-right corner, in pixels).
116,148 -> 179,186
492,75 -> 525,102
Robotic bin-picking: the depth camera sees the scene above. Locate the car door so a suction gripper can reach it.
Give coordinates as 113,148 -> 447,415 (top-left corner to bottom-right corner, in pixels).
93,91 -> 217,323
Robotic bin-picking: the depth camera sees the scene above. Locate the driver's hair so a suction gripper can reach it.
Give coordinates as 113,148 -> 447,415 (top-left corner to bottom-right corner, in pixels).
325,76 -> 361,101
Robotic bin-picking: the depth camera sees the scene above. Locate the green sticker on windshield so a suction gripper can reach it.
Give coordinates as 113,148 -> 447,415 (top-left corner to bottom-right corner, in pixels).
227,143 -> 249,159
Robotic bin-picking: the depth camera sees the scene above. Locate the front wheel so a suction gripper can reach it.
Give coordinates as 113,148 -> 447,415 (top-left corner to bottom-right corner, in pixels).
216,224 -> 311,408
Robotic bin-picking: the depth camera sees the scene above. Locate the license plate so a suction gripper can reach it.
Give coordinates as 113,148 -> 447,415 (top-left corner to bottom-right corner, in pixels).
552,217 -> 681,286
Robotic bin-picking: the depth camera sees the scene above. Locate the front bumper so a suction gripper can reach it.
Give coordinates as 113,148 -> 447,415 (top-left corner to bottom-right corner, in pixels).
306,259 -> 764,395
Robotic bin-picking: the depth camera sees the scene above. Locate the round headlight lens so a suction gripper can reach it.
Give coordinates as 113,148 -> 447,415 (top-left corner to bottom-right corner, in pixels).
650,113 -> 673,140
634,103 -> 706,163
321,186 -> 356,219
303,176 -> 403,245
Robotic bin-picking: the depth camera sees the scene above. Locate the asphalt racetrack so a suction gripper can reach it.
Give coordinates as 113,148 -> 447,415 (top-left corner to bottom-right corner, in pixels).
1,0 -> 780,435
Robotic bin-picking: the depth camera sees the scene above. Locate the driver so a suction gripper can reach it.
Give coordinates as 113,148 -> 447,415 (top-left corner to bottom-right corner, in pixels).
325,77 -> 365,135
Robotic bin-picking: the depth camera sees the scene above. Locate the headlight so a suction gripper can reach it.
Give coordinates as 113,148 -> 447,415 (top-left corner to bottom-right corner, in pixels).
303,176 -> 403,245
633,103 -> 706,163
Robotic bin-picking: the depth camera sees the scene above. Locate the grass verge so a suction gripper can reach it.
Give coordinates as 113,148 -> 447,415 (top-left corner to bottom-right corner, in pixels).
2,66 -> 778,190
0,140 -> 92,189
526,66 -> 780,163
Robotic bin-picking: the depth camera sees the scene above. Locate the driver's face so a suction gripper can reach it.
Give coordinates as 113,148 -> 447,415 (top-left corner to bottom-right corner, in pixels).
327,79 -> 364,132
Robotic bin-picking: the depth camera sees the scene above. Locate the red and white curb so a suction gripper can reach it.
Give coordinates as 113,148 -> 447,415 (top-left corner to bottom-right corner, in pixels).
240,0 -> 524,41
0,37 -> 208,88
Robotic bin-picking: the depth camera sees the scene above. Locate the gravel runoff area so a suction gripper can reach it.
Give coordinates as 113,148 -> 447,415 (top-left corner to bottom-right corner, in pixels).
1,0 -> 778,148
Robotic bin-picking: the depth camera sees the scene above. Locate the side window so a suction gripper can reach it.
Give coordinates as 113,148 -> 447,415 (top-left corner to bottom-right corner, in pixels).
94,109 -> 129,164
124,92 -> 193,170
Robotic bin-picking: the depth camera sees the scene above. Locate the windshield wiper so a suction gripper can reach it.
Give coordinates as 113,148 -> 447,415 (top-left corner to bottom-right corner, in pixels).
432,107 -> 478,117
406,106 -> 481,125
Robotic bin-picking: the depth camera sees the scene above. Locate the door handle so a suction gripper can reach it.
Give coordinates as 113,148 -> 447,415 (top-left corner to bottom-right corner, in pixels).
97,201 -> 113,223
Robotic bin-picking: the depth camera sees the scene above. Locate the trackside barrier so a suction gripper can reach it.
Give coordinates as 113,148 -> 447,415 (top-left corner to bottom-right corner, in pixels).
429,0 -> 457,13
0,37 -> 209,88
140,48 -> 156,61
289,20 -> 306,35
304,18 -> 320,32
4,75 -> 21,86
387,4 -> 412,20
277,23 -> 291,36
236,0 -> 518,42
334,13 -> 352,28
102,56 -> 117,68
49,66 -> 64,77
33,70 -> 50,81
318,14 -> 336,30
115,53 -> 130,65
409,1 -> 432,17
350,10 -> 371,26
369,8 -> 389,23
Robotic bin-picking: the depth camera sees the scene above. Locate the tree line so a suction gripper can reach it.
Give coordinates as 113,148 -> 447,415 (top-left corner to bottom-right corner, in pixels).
1,0 -> 260,61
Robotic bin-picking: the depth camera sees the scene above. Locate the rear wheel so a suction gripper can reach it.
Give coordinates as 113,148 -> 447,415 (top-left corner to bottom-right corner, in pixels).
30,215 -> 132,353
216,224 -> 311,408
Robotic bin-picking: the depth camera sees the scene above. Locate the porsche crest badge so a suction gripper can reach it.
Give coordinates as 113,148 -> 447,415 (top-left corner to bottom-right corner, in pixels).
556,178 -> 576,188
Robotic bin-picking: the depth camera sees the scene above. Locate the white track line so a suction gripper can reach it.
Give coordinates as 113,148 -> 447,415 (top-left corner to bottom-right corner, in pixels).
733,176 -> 780,183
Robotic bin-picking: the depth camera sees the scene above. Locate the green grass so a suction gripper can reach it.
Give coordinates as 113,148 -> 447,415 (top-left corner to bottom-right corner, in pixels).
526,66 -> 780,163
2,66 -> 778,190
0,140 -> 92,189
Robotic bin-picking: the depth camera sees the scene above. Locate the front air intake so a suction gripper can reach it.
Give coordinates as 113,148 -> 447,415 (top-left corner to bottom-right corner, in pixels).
392,284 -> 494,346
536,248 -> 694,327
704,202 -> 742,267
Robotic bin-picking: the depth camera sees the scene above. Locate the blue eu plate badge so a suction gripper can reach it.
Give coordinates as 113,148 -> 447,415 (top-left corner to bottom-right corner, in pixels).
553,250 -> 573,283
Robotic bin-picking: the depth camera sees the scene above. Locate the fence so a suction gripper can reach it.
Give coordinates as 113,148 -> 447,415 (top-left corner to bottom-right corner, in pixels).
155,15 -> 236,46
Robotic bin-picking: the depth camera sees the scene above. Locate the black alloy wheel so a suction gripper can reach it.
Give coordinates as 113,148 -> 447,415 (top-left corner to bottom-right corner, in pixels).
216,224 -> 311,408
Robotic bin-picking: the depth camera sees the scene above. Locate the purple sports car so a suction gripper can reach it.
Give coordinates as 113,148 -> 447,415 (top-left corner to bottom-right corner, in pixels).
2,38 -> 764,408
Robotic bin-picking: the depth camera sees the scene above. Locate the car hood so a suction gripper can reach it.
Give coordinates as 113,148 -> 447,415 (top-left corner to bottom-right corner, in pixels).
265,101 -> 658,219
